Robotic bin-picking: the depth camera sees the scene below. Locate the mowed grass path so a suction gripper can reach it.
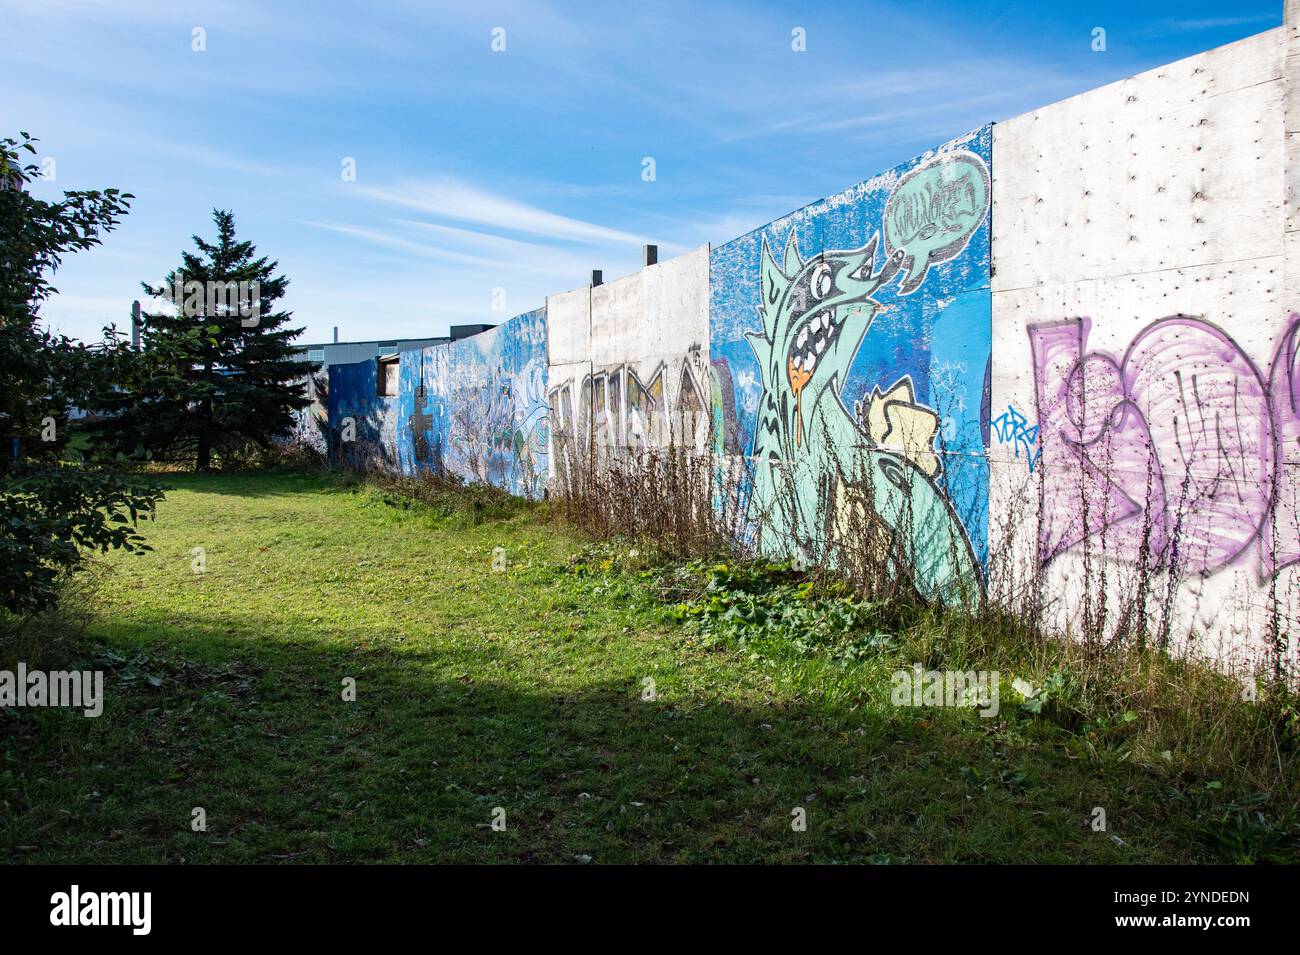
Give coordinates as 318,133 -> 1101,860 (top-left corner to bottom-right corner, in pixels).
0,471 -> 1233,863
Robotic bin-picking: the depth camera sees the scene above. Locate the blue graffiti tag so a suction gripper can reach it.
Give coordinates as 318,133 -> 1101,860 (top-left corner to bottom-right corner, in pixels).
991,404 -> 1040,472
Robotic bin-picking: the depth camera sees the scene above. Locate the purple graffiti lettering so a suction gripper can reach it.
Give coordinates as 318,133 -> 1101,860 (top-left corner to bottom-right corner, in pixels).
1029,315 -> 1288,578
1265,313 -> 1300,573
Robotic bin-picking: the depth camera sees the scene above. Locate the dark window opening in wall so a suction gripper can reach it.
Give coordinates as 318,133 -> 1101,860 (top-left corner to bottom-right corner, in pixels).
377,354 -> 399,397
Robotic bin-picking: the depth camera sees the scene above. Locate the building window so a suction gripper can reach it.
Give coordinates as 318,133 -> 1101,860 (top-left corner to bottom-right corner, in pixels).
307,348 -> 325,363
377,356 -> 399,397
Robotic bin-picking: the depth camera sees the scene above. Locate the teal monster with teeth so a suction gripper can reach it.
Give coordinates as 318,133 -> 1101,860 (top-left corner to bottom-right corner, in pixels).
744,230 -> 981,605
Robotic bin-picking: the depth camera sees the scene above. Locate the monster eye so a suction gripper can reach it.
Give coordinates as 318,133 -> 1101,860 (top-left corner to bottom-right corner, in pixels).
877,457 -> 909,493
811,263 -> 833,301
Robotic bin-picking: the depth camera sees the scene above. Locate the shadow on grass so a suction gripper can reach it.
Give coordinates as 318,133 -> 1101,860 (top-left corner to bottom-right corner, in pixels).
0,611 -> 1259,865
142,469 -> 341,501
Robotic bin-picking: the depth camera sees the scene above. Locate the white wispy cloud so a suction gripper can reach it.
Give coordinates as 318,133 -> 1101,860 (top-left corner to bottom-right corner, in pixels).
301,220 -> 501,269
302,217 -> 622,280
395,218 -> 643,270
354,178 -> 648,247
1147,14 -> 1278,34
150,142 -> 285,179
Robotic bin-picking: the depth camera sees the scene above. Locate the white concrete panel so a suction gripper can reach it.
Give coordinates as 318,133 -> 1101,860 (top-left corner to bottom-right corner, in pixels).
639,244 -> 710,361
1286,8 -> 1300,304
990,27 -> 1295,668
589,272 -> 641,368
1288,230 -> 1300,307
574,245 -> 713,453
545,286 -> 590,366
586,244 -> 710,370
545,357 -> 592,484
991,256 -> 1284,417
994,29 -> 1285,294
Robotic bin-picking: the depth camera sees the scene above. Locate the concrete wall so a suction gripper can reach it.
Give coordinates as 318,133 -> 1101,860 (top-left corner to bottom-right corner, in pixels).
317,17 -> 1296,666
327,359 -> 397,470
286,371 -> 328,454
990,26 -> 1295,666
709,127 -> 992,605
392,307 -> 549,498
543,286 -> 590,488
1289,1 -> 1300,312
548,245 -> 711,459
544,246 -> 711,493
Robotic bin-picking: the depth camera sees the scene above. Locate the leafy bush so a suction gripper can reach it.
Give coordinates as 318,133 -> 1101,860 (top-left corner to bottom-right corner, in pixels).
666,560 -> 896,664
1,131 -> 162,615
0,467 -> 162,615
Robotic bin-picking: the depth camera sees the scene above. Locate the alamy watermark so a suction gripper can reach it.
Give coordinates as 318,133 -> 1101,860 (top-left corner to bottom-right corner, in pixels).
154,271 -> 261,326
50,885 -> 151,935
891,664 -> 999,717
0,664 -> 104,717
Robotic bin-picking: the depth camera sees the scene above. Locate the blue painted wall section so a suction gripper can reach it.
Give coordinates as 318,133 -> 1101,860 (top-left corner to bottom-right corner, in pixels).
394,307 -> 550,499
708,127 -> 992,602
327,359 -> 398,469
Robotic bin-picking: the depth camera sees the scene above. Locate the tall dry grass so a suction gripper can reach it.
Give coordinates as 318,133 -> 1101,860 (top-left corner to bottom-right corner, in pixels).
546,403 -> 1298,798
549,428 -> 744,560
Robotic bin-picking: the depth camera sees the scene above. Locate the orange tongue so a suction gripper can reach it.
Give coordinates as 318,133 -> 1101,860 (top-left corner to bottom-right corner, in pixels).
787,357 -> 812,448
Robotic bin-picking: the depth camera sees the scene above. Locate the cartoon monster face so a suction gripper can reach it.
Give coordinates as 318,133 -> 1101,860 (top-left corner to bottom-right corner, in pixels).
742,228 -> 980,606
782,261 -> 853,436
748,232 -> 901,454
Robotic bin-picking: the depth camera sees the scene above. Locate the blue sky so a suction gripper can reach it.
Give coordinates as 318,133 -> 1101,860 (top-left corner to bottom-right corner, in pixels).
3,0 -> 1283,345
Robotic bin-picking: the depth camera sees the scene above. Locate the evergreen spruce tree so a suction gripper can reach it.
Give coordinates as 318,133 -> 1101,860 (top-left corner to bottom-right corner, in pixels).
94,209 -> 313,470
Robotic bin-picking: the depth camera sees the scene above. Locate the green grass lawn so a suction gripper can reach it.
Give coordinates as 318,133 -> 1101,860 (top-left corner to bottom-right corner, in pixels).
0,470 -> 1293,863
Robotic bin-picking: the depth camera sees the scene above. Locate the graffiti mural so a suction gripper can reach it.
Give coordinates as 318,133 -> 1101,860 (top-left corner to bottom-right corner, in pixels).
991,404 -> 1041,472
883,150 -> 990,295
509,318 -> 552,499
284,370 -> 329,455
328,359 -> 397,469
395,307 -> 549,499
547,347 -> 713,466
1029,313 -> 1300,580
398,345 -> 451,477
709,128 -> 993,604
